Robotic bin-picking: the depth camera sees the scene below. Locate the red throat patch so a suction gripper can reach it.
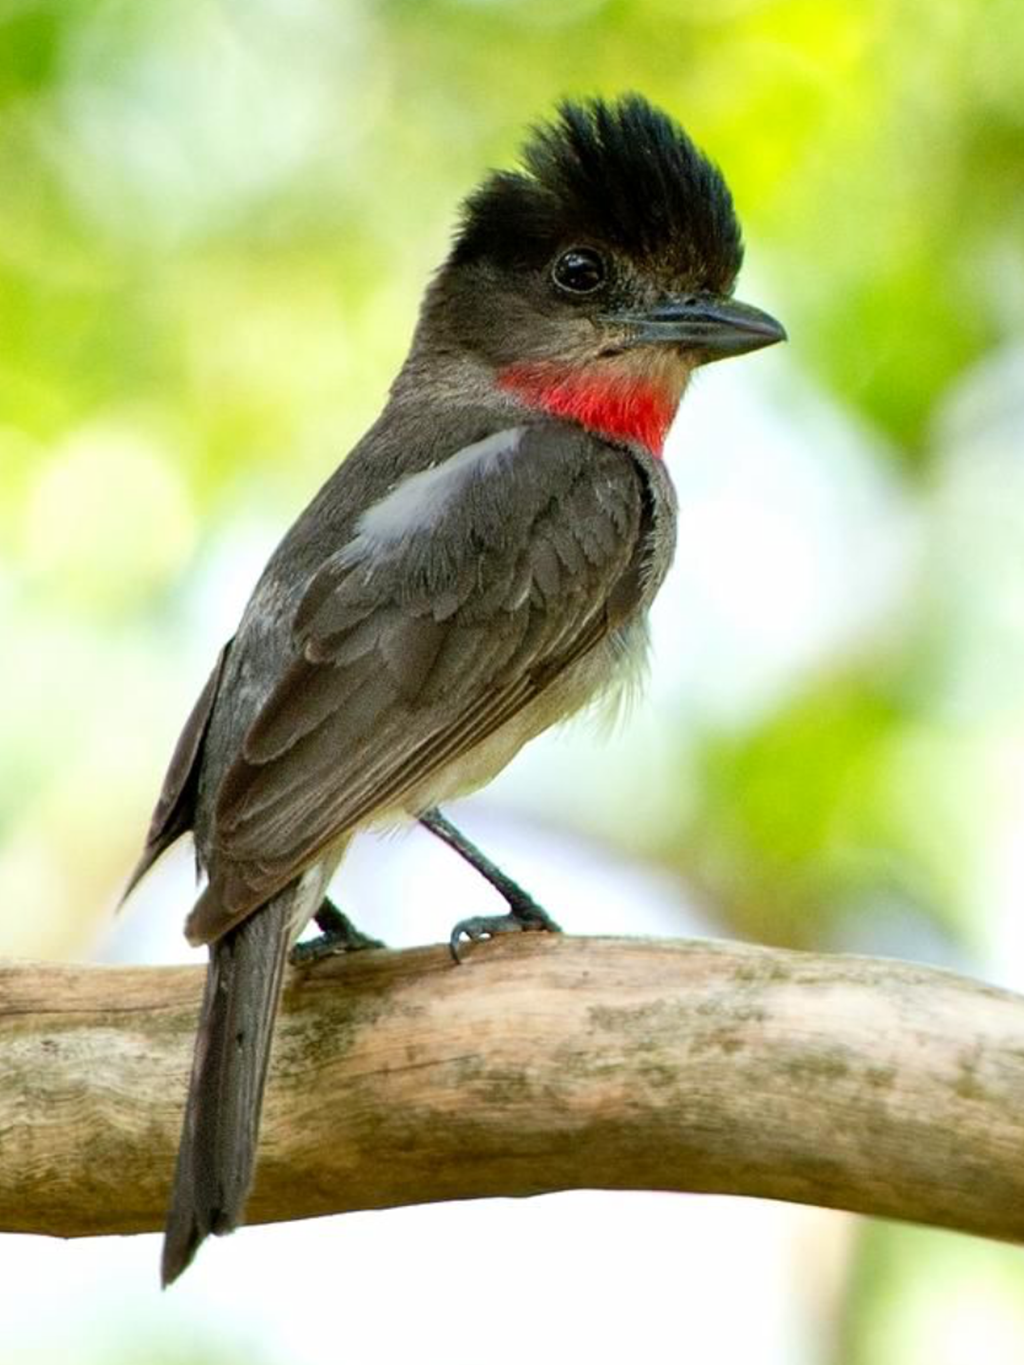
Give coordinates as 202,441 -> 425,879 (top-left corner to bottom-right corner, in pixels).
498,363 -> 679,456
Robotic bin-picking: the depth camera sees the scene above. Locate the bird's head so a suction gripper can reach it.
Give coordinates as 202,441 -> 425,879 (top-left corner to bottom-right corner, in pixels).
413,95 -> 784,456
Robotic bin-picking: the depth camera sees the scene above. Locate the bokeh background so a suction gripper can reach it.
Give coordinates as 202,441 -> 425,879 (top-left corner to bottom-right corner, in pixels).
4,0 -> 1024,1360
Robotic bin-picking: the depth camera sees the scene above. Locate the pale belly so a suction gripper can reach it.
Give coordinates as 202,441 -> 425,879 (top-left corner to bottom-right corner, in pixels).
388,616 -> 650,820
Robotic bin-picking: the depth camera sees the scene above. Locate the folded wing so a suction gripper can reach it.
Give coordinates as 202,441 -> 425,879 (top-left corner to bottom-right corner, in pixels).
189,425 -> 651,943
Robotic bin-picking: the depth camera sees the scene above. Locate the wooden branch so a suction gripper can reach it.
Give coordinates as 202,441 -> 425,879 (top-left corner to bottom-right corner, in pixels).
3,936 -> 1024,1242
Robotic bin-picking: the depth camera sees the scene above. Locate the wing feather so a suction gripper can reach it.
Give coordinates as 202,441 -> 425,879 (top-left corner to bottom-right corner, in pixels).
119,639 -> 232,902
193,427 -> 653,940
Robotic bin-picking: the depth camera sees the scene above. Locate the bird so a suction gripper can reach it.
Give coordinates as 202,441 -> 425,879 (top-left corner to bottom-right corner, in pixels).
123,92 -> 785,1286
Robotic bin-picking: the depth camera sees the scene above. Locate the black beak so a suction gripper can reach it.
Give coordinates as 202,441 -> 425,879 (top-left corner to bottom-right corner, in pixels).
604,293 -> 786,362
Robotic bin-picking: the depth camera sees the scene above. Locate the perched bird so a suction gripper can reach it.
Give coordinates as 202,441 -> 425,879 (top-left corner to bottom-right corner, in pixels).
124,93 -> 785,1285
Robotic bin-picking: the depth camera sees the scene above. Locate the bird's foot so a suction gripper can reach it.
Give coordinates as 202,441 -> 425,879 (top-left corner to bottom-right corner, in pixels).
449,897 -> 561,964
420,807 -> 562,962
289,898 -> 384,966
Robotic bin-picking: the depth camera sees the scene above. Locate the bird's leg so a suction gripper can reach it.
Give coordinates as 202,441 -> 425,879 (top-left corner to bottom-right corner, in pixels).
419,807 -> 561,962
289,897 -> 385,965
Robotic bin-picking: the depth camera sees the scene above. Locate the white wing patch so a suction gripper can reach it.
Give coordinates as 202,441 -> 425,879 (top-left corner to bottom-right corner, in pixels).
352,427 -> 524,555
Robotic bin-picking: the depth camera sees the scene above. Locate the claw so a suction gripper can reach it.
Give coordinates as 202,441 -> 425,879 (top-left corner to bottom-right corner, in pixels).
290,900 -> 384,966
449,904 -> 561,963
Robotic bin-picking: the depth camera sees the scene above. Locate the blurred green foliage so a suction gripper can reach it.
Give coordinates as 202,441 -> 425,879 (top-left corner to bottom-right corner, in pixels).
3,0 -> 1023,489
3,2 -> 1024,1359
2,0 -> 1023,957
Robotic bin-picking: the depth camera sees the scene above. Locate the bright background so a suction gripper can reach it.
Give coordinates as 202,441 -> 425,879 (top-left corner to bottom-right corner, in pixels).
4,0 -> 1024,1360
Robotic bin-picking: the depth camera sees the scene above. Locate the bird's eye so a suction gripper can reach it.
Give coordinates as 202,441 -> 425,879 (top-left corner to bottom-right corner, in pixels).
551,247 -> 607,295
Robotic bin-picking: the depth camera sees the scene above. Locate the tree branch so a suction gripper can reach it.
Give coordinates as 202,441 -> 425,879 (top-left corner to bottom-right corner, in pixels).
3,936 -> 1024,1242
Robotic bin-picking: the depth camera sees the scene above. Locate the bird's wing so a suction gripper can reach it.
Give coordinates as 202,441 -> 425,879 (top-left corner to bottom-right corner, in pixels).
188,425 -> 652,944
120,638 -> 233,903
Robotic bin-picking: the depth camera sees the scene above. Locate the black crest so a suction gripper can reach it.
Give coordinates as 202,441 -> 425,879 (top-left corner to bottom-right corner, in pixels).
453,94 -> 744,292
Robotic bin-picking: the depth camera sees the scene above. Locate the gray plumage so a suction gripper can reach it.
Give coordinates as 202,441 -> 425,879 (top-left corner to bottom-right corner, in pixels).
123,93 -> 783,1286
191,421 -> 672,938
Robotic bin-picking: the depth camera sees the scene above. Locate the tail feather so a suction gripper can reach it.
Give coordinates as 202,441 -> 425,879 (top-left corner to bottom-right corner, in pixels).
161,889 -> 294,1287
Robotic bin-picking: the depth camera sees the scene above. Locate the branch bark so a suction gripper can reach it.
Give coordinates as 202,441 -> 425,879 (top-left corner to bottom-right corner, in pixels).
3,936 -> 1024,1242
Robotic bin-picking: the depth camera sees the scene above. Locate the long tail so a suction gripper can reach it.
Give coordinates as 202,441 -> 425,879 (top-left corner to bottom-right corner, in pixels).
161,886 -> 297,1287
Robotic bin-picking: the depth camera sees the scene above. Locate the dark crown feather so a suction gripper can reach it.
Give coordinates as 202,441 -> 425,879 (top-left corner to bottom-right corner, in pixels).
453,94 -> 743,291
